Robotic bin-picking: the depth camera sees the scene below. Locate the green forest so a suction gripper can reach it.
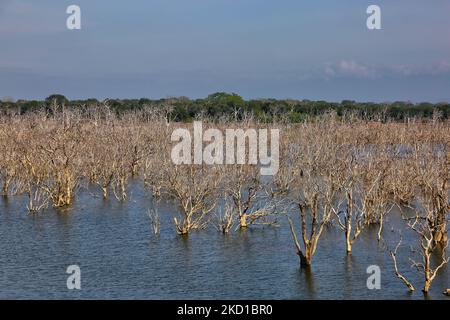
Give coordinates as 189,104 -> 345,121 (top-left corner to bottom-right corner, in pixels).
1,92 -> 449,122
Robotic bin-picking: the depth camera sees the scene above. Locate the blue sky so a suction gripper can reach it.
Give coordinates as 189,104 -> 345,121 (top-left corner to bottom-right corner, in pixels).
0,0 -> 449,102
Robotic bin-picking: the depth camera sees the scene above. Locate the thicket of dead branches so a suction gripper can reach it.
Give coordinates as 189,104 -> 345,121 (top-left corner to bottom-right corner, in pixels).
0,107 -> 448,293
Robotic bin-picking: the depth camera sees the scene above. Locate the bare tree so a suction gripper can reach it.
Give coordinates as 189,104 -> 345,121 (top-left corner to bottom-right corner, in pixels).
161,164 -> 221,235
408,212 -> 449,293
334,154 -> 367,255
223,164 -> 278,229
214,202 -> 236,234
147,206 -> 161,235
388,235 -> 415,292
286,118 -> 340,265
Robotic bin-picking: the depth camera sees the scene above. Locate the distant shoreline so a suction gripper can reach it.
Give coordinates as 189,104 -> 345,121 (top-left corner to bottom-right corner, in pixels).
1,92 -> 449,121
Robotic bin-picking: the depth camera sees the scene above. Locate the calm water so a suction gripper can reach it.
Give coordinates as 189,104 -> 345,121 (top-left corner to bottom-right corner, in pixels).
0,183 -> 448,300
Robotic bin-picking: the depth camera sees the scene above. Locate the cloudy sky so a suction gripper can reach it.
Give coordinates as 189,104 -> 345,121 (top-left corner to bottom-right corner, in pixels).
0,0 -> 449,102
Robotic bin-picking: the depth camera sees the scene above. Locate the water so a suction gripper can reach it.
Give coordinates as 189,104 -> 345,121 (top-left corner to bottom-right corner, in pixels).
0,183 -> 448,299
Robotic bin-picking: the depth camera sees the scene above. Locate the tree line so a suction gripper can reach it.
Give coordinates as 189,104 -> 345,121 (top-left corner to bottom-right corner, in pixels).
1,92 -> 450,121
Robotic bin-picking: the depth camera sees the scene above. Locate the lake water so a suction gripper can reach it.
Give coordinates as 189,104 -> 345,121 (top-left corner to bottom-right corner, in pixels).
0,182 -> 448,299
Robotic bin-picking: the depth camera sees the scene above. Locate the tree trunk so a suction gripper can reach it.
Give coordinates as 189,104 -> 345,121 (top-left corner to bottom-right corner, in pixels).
300,251 -> 312,267
2,176 -> 11,196
345,191 -> 353,254
423,280 -> 431,294
433,212 -> 448,246
423,250 -> 431,293
102,185 -> 108,199
346,235 -> 352,254
239,213 -> 248,228
378,213 -> 383,242
120,177 -> 126,201
175,217 -> 190,235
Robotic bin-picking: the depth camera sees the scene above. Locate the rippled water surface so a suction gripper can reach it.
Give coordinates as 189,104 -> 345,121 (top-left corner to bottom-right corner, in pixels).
0,183 -> 448,299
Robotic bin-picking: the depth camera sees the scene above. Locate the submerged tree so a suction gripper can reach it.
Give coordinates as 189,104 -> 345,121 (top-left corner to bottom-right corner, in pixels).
388,235 -> 415,292
223,164 -> 277,229
161,164 -> 222,235
287,118 -> 341,266
408,213 -> 449,294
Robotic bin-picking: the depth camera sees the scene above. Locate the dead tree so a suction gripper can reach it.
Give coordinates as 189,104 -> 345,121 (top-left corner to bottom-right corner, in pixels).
287,121 -> 339,266
224,164 -> 277,229
408,212 -> 449,293
334,153 -> 368,255
162,164 -> 221,235
214,202 -> 236,234
288,193 -> 332,267
388,235 -> 415,292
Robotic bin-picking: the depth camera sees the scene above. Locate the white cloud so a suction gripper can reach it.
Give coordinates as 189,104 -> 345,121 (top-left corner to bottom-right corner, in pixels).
322,60 -> 377,79
322,60 -> 450,79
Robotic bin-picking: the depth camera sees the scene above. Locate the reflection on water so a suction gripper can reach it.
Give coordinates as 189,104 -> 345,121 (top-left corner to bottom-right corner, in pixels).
299,267 -> 316,298
0,183 -> 448,299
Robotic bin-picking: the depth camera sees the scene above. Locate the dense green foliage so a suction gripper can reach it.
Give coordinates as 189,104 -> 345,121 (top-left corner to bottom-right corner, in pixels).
1,92 -> 449,121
